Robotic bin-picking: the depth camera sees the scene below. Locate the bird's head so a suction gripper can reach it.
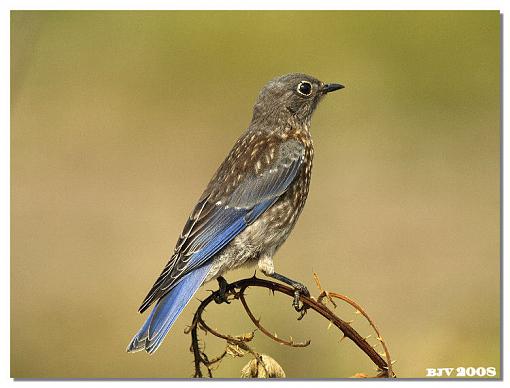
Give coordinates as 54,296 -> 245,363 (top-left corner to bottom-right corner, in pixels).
251,73 -> 344,127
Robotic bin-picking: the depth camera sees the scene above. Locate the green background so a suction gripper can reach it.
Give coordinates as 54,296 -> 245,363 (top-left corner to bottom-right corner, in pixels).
11,11 -> 500,378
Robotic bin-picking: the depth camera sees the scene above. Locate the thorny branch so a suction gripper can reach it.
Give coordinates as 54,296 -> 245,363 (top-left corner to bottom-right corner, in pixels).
187,273 -> 396,378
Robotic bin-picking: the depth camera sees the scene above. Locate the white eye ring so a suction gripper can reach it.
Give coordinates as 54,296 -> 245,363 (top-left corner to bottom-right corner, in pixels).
297,81 -> 313,96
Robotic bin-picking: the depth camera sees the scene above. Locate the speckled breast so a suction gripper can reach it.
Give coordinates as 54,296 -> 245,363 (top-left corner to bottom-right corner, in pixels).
262,125 -> 314,252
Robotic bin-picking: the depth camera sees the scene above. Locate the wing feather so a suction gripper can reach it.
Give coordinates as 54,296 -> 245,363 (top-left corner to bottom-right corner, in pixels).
138,138 -> 305,313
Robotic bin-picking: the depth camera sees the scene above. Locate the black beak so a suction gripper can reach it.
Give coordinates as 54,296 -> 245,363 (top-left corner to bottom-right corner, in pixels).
322,83 -> 345,94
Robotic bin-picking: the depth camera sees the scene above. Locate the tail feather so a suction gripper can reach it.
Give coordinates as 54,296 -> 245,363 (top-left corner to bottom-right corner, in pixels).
126,264 -> 211,354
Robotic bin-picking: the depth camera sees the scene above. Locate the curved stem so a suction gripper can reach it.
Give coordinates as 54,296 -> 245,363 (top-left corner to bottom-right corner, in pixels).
189,275 -> 395,378
238,290 -> 311,347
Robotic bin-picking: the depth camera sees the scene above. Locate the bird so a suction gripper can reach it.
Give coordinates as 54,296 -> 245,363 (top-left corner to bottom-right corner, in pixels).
127,73 -> 344,354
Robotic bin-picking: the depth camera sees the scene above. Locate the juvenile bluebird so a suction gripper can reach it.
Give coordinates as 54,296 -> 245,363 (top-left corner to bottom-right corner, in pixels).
127,73 -> 344,354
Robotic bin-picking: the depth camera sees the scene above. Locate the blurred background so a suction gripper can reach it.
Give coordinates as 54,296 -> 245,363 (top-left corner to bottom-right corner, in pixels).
11,11 -> 500,378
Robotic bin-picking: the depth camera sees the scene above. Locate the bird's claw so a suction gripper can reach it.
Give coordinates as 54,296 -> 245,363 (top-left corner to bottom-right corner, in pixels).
265,272 -> 310,319
213,276 -> 231,304
292,283 -> 310,320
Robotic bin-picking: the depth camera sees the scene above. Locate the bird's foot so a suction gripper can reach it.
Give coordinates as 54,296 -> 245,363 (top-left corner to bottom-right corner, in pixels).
291,282 -> 310,320
213,276 -> 231,304
266,272 -> 310,319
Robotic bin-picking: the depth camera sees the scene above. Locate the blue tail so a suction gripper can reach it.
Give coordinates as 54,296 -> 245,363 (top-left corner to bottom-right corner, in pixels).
126,264 -> 211,354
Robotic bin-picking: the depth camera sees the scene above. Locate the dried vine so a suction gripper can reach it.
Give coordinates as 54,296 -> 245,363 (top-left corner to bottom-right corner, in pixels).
187,273 -> 396,378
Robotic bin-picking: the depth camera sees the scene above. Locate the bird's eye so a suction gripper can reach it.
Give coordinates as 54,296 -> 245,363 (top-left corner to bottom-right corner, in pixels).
297,81 -> 312,96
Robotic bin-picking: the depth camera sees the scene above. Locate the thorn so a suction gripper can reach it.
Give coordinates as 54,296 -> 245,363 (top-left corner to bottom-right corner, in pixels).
378,352 -> 386,358
339,334 -> 346,343
391,360 -> 397,365
363,334 -> 372,341
346,319 -> 354,325
354,310 -> 361,315
274,332 -> 278,338
376,336 -> 383,341
372,343 -> 378,349
313,272 -> 321,290
327,321 -> 333,330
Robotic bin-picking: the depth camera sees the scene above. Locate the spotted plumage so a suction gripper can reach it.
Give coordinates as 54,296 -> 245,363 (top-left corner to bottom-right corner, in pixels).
128,73 -> 344,353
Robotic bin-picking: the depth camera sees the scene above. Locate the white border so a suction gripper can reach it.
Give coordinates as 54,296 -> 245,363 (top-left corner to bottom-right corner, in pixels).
2,0 -> 508,11
3,1 -> 508,388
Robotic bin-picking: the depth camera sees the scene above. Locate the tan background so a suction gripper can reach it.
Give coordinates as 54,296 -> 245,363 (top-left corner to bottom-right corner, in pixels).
11,11 -> 500,378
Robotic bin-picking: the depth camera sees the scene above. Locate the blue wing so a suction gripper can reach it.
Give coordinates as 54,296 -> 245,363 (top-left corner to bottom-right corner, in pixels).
137,139 -> 305,313
127,262 -> 212,353
127,198 -> 277,353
